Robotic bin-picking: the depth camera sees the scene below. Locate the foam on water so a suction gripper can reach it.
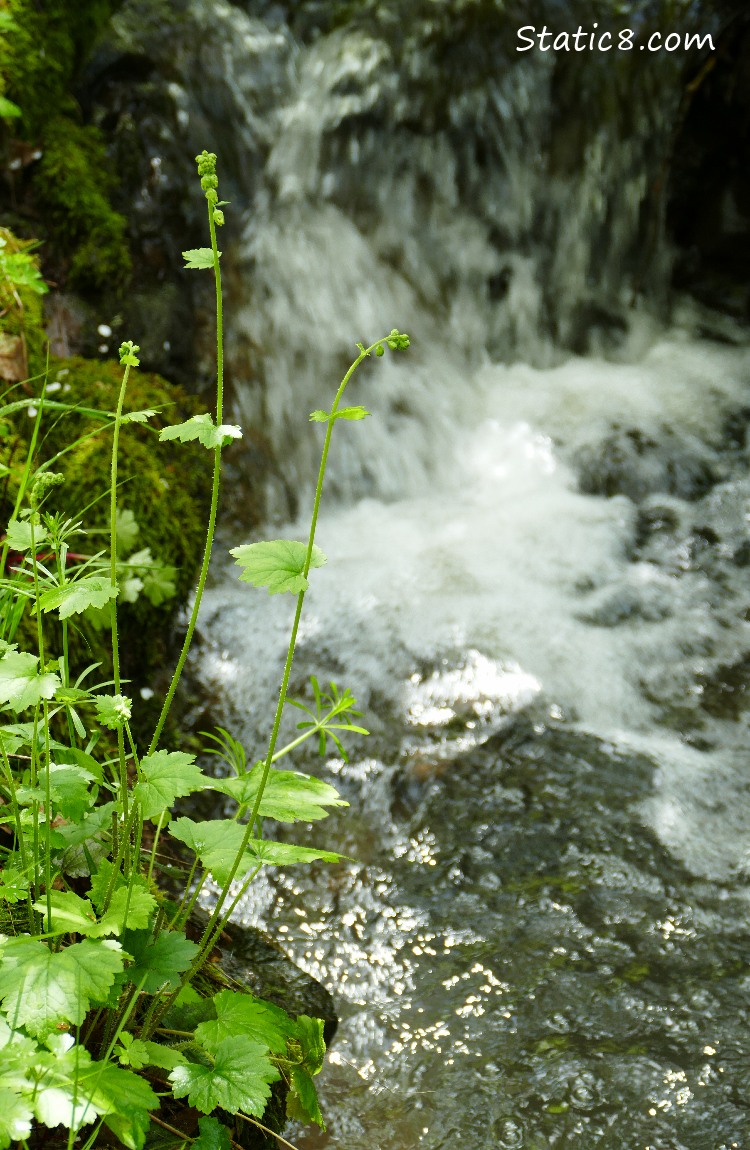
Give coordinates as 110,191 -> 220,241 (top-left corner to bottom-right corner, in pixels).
200,326 -> 750,879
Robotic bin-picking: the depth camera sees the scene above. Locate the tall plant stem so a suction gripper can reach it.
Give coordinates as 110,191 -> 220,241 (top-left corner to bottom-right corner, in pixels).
148,203 -> 224,756
29,517 -> 48,921
0,362 -> 47,581
194,342 -> 377,930
142,339 -> 391,1037
0,742 -> 33,926
110,360 -> 132,834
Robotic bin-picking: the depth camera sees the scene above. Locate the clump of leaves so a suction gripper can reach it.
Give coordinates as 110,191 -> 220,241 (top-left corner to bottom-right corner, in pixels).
0,148 -> 409,1149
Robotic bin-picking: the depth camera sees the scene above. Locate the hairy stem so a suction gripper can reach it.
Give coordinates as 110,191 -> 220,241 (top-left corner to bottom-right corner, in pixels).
142,338 -> 392,1035
110,360 -> 131,837
148,203 -> 224,756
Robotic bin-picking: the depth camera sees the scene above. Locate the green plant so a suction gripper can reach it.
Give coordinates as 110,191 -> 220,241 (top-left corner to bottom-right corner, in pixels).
0,149 -> 409,1149
0,226 -> 48,379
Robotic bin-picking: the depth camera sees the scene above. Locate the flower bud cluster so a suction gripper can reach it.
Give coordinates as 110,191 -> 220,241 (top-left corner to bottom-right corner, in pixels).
386,329 -> 410,351
119,341 -> 140,367
30,470 -> 64,509
195,150 -> 225,226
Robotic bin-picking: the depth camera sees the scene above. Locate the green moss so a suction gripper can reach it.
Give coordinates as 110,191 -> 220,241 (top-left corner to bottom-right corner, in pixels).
31,117 -> 132,292
0,0 -> 131,293
1,0 -> 115,137
1,354 -> 213,685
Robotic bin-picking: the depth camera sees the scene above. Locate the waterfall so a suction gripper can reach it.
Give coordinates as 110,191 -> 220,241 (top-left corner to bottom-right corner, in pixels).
92,3 -> 750,1144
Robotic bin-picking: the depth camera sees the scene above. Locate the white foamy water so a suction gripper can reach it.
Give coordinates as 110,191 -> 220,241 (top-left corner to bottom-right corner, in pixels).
199,325 -> 750,879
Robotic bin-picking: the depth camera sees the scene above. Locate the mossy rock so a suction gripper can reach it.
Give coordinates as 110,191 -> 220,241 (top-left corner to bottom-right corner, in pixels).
0,0 -> 131,293
1,353 -> 213,688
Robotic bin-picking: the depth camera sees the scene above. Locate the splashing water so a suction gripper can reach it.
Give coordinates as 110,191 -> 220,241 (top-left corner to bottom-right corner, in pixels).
103,0 -> 750,1143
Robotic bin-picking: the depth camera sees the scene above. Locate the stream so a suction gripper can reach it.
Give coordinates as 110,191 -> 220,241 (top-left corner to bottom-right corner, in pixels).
195,328 -> 750,1150
97,1 -> 750,1145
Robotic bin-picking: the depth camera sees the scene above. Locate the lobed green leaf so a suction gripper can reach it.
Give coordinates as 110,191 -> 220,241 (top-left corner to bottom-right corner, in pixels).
287,1066 -> 324,1129
159,412 -> 241,450
0,1088 -> 33,1147
116,1033 -> 186,1071
40,577 -> 118,620
229,539 -> 326,596
212,763 -> 348,823
193,1116 -> 233,1150
95,694 -> 132,730
169,1036 -> 278,1116
195,990 -> 294,1055
0,651 -> 60,712
0,937 -> 125,1037
182,247 -> 218,269
34,884 -> 156,938
5,519 -> 47,552
168,817 -> 344,881
133,749 -> 207,820
123,929 -> 199,995
122,409 -> 156,424
309,406 -> 370,424
115,508 -> 140,552
38,762 -> 97,821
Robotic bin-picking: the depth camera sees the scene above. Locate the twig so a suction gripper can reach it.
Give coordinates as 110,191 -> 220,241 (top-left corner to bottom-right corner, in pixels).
235,1111 -> 303,1150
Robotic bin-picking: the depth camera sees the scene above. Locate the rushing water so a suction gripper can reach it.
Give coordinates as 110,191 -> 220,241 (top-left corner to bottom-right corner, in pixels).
101,0 -> 750,1144
196,325 -> 750,1149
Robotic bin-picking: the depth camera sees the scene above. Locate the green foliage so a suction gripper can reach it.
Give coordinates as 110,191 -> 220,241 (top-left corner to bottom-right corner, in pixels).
310,404 -> 371,422
195,990 -> 295,1054
123,929 -> 199,994
287,676 -> 369,760
0,147 -> 410,1149
168,817 -> 345,884
39,574 -> 120,618
0,353 -> 212,683
169,1036 -> 279,1116
287,1016 -> 326,1128
230,539 -> 327,595
0,649 -> 60,711
159,412 -> 242,450
193,1116 -> 233,1150
0,1022 -> 157,1150
0,1 -> 131,293
183,247 -> 220,270
30,116 -> 132,293
95,693 -> 132,729
132,749 -> 206,819
0,227 -> 46,377
0,936 -> 125,1036
212,762 -> 349,822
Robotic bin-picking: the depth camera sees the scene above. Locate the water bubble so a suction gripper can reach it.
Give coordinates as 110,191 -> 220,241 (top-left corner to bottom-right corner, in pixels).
493,1117 -> 525,1147
569,1071 -> 601,1112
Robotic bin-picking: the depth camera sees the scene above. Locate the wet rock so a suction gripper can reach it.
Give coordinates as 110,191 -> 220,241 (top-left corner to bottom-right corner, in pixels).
575,425 -> 718,503
216,919 -> 338,1046
186,905 -> 338,1045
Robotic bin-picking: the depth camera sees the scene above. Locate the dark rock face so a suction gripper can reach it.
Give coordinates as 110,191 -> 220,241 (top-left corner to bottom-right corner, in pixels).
667,6 -> 750,320
216,919 -> 338,1047
69,0 -> 746,392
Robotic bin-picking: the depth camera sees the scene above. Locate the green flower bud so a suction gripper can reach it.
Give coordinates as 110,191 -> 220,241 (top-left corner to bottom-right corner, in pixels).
213,209 -> 225,226
386,329 -> 410,351
200,174 -> 219,191
206,188 -> 219,205
30,470 -> 64,509
375,343 -> 384,356
195,150 -> 217,177
119,341 -> 141,367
